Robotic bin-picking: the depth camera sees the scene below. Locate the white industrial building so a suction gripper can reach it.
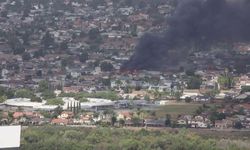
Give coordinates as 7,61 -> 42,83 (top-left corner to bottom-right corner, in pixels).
80,98 -> 115,111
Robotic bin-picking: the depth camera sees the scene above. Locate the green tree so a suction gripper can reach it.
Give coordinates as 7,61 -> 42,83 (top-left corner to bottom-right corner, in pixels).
41,31 -> 54,49
131,117 -> 141,126
46,98 -> 64,105
111,116 -> 117,126
204,89 -> 219,98
119,139 -> 144,150
6,32 -> 25,55
144,95 -> 150,101
1,10 -> 8,18
153,90 -> 161,99
187,76 -> 202,89
5,89 -> 14,99
38,80 -> 49,92
15,89 -> 34,99
119,119 -> 125,127
218,68 -> 234,89
11,40 -> 25,54
0,86 -> 6,96
63,130 -> 84,141
59,40 -> 68,51
185,97 -> 192,103
165,114 -> 171,127
0,87 -> 14,98
173,91 -> 182,101
101,78 -> 111,87
234,121 -> 243,129
41,90 -> 56,99
195,106 -> 204,115
131,24 -> 137,37
78,97 -> 88,102
22,31 -> 30,46
52,106 -> 63,118
237,107 -> 246,115
23,0 -> 31,18
79,51 -> 89,63
218,75 -> 234,90
209,111 -> 226,124
22,52 -> 31,61
33,49 -> 45,58
88,28 -> 100,40
100,62 -> 114,72
185,69 -> 195,76
61,57 -> 73,68
15,89 -> 41,102
0,95 -> 7,103
20,126 -> 237,150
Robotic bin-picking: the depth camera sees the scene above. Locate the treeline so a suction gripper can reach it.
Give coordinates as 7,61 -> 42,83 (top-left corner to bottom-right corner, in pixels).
0,80 -> 56,103
21,126 -> 247,150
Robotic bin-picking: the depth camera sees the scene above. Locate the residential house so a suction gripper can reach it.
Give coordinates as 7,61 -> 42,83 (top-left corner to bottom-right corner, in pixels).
117,111 -> 132,121
63,86 -> 82,93
234,42 -> 250,55
13,112 -> 25,119
189,115 -> 211,128
51,118 -> 70,125
80,113 -> 93,125
13,111 -> 42,119
58,111 -> 74,119
235,93 -> 250,102
181,89 -> 201,99
235,75 -> 250,90
177,115 -> 192,127
239,103 -> 250,115
242,116 -> 250,128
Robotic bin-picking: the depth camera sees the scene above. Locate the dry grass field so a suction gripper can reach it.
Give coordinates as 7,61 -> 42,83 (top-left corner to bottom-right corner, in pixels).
155,103 -> 202,118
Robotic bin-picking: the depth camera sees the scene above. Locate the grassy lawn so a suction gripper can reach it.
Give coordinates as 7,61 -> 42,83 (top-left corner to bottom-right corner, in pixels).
155,103 -> 202,119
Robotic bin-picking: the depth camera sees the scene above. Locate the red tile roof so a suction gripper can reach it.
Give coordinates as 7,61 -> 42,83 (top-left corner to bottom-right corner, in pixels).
13,112 -> 24,119
51,118 -> 69,125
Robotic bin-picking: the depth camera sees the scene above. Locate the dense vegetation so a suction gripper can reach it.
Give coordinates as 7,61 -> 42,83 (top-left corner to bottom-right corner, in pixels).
45,98 -> 64,105
21,126 -> 249,150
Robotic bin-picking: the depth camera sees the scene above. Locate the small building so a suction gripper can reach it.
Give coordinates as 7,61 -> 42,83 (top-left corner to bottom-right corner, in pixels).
58,111 -> 74,119
80,98 -> 115,111
181,89 -> 201,99
117,111 -> 132,121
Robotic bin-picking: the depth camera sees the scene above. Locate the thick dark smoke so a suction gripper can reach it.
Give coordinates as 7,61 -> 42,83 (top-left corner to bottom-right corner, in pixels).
122,0 -> 250,71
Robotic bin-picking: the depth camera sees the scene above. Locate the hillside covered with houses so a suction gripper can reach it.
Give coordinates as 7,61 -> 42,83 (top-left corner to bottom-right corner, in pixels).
0,0 -> 250,131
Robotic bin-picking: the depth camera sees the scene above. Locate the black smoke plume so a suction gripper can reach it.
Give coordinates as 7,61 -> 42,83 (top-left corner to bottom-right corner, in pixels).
122,0 -> 250,71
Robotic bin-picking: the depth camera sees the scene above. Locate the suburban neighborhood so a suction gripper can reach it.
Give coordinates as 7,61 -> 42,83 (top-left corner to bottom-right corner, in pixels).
0,0 -> 250,150
0,0 -> 250,131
